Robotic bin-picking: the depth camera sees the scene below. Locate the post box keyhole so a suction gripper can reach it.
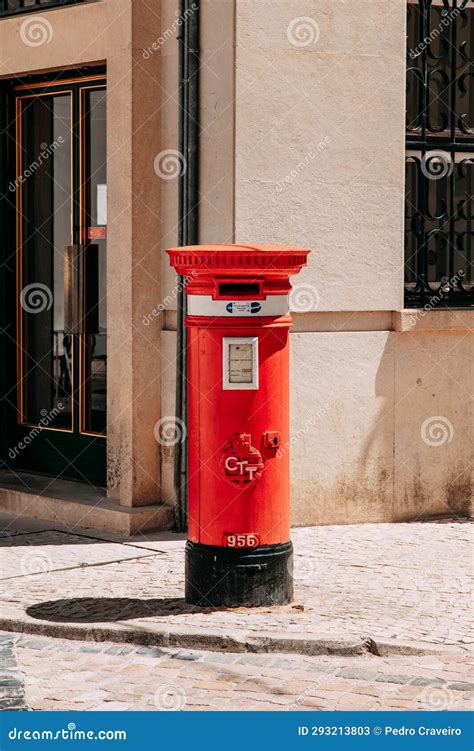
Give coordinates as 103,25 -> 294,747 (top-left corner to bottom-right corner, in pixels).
263,431 -> 281,449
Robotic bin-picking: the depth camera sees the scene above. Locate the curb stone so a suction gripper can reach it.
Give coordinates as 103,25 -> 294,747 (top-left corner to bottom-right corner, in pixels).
0,611 -> 467,659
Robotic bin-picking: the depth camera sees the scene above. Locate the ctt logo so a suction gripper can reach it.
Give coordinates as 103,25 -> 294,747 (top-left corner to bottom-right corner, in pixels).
221,433 -> 264,487
226,301 -> 261,314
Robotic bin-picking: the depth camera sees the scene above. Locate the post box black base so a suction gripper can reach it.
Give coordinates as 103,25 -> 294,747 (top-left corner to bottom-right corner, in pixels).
185,540 -> 293,607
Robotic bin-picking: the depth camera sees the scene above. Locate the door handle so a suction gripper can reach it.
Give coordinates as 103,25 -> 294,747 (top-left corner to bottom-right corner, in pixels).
64,244 -> 99,335
84,243 -> 99,335
64,244 -> 82,335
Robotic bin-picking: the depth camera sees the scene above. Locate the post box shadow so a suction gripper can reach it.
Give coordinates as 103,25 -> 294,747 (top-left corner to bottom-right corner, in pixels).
25,596 -> 222,623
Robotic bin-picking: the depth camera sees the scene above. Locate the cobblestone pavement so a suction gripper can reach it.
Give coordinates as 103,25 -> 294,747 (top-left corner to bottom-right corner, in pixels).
0,516 -> 471,652
0,633 -> 27,710
1,631 -> 472,711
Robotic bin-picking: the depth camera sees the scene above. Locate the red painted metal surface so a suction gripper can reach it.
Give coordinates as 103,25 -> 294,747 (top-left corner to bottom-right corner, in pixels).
167,244 -> 310,549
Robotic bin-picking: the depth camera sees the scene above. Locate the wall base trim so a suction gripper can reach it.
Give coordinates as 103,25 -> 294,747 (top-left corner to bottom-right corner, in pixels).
394,309 -> 474,333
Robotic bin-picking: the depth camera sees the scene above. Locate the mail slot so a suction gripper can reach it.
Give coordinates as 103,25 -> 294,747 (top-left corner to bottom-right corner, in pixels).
217,282 -> 262,298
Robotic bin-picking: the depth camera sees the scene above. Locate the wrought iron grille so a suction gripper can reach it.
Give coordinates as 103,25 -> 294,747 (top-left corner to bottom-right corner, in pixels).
0,0 -> 83,16
405,0 -> 474,307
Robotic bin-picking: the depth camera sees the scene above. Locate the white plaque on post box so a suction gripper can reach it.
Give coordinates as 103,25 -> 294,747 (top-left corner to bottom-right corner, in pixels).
222,337 -> 259,390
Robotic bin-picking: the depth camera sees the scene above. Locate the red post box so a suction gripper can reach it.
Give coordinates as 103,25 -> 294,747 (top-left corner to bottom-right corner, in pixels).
167,244 -> 310,607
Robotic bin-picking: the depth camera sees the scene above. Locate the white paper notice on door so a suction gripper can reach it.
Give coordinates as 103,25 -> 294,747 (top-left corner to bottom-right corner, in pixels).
97,184 -> 107,226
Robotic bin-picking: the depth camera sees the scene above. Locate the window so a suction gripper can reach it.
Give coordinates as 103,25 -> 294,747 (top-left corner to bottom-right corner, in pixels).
0,0 -> 84,17
405,0 -> 474,307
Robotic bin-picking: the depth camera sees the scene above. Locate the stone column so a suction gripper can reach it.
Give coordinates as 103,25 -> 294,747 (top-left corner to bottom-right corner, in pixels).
106,0 -> 164,506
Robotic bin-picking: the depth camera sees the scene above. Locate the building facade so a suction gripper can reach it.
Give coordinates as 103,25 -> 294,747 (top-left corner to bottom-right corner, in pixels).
0,0 -> 472,534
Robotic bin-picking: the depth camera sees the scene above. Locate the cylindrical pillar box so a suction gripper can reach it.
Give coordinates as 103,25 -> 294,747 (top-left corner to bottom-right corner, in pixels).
167,244 -> 310,607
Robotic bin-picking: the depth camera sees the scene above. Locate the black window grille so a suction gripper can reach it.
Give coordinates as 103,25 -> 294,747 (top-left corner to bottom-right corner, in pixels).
405,0 -> 474,307
0,0 -> 84,16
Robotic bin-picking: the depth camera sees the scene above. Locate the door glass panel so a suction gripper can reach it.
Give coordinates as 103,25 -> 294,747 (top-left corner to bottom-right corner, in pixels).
19,94 -> 72,429
83,88 -> 107,434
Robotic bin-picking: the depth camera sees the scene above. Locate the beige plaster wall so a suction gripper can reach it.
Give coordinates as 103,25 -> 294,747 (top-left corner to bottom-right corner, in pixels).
290,330 -> 396,526
393,329 -> 473,521
233,0 -> 407,312
0,1 -> 106,77
290,325 -> 473,526
199,0 -> 235,244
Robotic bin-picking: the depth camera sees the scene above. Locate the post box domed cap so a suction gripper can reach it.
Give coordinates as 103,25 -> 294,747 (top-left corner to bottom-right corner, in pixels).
167,243 -> 311,276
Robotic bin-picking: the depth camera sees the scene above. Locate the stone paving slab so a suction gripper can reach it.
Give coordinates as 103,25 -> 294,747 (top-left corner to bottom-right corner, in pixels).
5,631 -> 473,711
0,521 -> 472,657
0,530 -> 162,580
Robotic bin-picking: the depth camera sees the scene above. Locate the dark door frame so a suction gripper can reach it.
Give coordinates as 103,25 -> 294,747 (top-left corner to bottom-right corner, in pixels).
0,67 -> 107,485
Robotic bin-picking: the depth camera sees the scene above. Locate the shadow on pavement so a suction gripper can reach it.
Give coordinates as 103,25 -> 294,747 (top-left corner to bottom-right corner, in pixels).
26,597 -> 218,622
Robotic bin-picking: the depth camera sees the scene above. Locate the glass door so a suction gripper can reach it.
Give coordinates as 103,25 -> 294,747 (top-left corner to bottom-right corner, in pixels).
10,73 -> 106,484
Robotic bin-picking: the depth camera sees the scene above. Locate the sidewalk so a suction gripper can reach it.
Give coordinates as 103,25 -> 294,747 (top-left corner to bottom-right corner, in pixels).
0,514 -> 471,658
